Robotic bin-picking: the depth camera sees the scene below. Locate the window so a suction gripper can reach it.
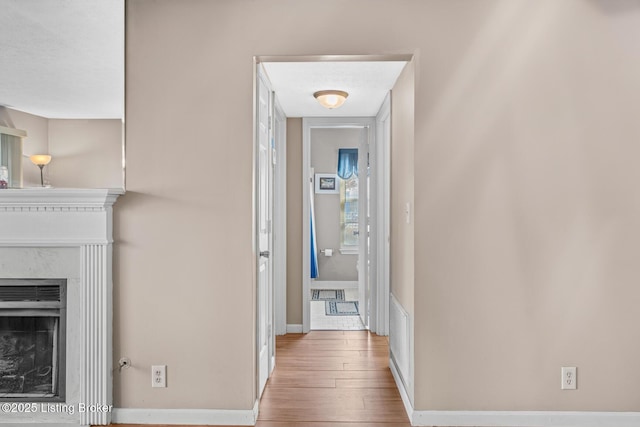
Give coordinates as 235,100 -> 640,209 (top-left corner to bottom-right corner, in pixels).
340,176 -> 358,251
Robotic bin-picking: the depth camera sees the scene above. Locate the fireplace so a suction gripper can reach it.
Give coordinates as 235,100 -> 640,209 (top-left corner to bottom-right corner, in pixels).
0,188 -> 122,426
0,279 -> 66,401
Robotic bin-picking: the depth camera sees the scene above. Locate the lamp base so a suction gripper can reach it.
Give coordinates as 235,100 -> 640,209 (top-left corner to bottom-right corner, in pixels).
38,164 -> 45,187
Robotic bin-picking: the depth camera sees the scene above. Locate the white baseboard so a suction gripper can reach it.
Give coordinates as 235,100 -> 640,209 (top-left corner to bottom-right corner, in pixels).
286,324 -> 303,333
310,280 -> 358,289
412,410 -> 640,426
388,362 -> 640,427
389,356 -> 414,423
112,401 -> 259,426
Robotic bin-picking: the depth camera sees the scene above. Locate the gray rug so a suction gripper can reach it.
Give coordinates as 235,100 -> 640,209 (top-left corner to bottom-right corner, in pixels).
312,289 -> 345,301
325,300 -> 359,316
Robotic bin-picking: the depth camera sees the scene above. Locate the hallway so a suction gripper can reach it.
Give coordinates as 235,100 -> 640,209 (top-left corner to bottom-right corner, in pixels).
107,331 -> 410,427
256,330 -> 410,426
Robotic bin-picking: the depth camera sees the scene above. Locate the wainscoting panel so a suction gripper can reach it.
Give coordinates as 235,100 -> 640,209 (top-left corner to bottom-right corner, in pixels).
389,293 -> 410,390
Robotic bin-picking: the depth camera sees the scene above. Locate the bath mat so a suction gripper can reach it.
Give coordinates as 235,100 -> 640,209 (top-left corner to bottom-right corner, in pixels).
312,289 -> 345,301
325,300 -> 359,316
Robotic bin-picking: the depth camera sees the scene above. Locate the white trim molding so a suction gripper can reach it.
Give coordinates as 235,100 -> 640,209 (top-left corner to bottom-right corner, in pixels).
0,188 -> 124,246
302,117 -> 376,333
273,101 -> 287,336
286,324 -> 303,333
411,410 -> 640,427
373,92 -> 391,336
112,401 -> 259,426
390,355 -> 414,423
389,293 -> 410,390
0,124 -> 27,137
310,280 -> 358,289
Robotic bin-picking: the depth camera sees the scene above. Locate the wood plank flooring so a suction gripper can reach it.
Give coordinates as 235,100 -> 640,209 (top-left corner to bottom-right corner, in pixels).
105,330 -> 410,427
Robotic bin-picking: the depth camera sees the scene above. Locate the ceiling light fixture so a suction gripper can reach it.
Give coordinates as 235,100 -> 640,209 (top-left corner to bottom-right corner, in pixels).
313,90 -> 349,109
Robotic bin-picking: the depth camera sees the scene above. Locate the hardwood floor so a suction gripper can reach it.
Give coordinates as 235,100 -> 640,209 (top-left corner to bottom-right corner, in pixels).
257,330 -> 410,426
105,330 -> 410,427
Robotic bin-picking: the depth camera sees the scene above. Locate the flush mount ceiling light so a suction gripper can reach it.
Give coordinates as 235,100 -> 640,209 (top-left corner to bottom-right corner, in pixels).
313,90 -> 349,109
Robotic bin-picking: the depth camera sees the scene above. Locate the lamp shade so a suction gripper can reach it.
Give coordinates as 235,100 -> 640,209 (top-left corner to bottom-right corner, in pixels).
313,90 -> 348,109
30,154 -> 52,166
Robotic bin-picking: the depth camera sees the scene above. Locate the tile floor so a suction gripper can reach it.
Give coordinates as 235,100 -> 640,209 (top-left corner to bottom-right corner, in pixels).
310,288 -> 366,330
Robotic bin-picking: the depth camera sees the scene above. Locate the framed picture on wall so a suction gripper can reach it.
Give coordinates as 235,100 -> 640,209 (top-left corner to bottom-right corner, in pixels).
315,173 -> 339,194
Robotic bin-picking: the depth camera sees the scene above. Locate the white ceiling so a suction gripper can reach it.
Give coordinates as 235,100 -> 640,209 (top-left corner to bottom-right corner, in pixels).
262,61 -> 407,117
0,0 -> 124,119
0,1 -> 404,120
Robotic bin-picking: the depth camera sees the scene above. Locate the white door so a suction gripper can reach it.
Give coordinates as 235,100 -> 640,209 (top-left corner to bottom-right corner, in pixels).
257,68 -> 273,397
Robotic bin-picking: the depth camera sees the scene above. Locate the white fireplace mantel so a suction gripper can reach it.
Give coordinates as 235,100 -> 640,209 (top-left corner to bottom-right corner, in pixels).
0,188 -> 123,426
0,188 -> 123,247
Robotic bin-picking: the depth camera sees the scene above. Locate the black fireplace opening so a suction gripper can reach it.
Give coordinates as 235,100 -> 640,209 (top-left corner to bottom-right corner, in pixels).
0,279 -> 66,401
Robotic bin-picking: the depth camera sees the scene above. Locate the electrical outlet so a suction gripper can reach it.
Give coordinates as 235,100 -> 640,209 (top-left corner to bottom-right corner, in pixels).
561,367 -> 577,390
152,365 -> 166,388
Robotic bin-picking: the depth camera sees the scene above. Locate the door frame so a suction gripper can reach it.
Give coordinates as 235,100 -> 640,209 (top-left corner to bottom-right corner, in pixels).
273,102 -> 287,337
373,93 -> 391,335
302,117 -> 378,333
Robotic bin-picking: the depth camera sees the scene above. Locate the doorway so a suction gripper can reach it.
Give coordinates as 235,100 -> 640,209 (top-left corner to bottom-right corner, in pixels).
305,119 -> 373,331
259,57 -> 406,337
255,55 -> 413,418
255,56 -> 408,398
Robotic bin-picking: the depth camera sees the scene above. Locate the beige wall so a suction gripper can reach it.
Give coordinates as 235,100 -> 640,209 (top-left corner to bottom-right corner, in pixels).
390,61 -> 415,317
286,118 -> 303,325
48,119 -> 123,188
413,0 -> 640,411
123,0 -> 640,413
311,128 -> 361,281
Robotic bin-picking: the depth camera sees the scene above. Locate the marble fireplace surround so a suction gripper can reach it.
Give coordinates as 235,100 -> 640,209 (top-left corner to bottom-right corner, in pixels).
0,188 -> 123,426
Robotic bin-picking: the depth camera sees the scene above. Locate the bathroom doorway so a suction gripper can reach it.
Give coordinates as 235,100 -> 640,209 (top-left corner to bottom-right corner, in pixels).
307,123 -> 371,330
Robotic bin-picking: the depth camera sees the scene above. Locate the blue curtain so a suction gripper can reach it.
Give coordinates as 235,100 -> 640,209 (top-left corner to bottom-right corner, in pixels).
310,216 -> 318,278
337,149 -> 358,179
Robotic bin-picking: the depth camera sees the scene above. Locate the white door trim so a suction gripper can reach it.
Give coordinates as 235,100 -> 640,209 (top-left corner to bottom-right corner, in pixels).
302,117 -> 376,333
273,101 -> 287,336
373,92 -> 391,335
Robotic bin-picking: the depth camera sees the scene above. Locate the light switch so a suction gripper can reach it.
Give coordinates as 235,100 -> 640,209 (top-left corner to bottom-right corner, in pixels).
405,202 -> 411,224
